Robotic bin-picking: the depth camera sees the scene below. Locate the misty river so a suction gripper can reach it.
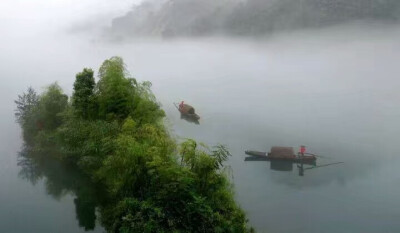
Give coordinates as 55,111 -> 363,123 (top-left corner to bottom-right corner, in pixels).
1,24 -> 400,232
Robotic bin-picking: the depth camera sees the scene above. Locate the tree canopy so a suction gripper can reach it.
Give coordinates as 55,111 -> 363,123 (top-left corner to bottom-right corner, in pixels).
72,68 -> 96,119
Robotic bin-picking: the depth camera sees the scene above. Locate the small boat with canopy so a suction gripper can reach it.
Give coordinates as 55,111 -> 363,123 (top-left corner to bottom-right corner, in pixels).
245,146 -> 316,165
174,101 -> 200,121
245,146 -> 344,176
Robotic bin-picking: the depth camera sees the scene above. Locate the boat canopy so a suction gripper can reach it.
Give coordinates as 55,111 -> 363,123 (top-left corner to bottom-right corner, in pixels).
269,147 -> 295,158
180,104 -> 195,114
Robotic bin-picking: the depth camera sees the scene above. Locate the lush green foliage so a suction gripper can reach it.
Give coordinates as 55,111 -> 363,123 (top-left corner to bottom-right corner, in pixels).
15,57 -> 252,233
72,68 -> 96,119
15,83 -> 68,144
37,83 -> 69,131
97,57 -> 136,120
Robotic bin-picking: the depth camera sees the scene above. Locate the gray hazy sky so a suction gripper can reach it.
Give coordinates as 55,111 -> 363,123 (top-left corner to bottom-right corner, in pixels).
0,0 -> 142,36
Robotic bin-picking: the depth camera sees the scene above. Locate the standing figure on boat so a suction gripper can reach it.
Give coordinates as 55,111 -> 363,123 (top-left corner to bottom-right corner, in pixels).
179,101 -> 184,110
299,145 -> 306,156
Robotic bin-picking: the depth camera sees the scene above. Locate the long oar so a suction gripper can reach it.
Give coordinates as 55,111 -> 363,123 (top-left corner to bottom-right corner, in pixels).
304,152 -> 329,158
304,162 -> 344,170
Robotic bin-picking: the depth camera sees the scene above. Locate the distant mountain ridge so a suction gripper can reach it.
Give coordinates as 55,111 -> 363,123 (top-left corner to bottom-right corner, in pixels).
107,0 -> 400,39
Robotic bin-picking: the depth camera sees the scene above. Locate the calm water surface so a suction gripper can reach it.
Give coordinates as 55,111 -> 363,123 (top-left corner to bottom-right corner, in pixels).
1,26 -> 400,232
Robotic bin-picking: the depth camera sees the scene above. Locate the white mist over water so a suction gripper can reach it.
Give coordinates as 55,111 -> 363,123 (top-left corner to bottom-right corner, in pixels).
1,1 -> 400,232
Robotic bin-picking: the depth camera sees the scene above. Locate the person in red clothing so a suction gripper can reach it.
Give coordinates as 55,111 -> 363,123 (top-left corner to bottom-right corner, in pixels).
297,146 -> 306,176
179,101 -> 184,110
299,145 -> 306,156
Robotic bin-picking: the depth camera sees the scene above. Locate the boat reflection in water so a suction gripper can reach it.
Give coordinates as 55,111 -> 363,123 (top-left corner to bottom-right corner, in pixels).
270,160 -> 294,172
180,113 -> 200,125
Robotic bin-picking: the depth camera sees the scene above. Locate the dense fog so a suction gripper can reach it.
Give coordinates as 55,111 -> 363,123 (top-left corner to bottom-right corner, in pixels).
1,0 -> 400,232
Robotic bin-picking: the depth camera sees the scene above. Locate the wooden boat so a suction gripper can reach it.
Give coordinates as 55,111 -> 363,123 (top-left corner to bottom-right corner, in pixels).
174,102 -> 200,120
245,146 -> 345,176
245,146 -> 316,165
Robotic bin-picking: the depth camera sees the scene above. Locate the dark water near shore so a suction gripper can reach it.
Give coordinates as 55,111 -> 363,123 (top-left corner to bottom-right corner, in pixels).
1,25 -> 400,232
0,129 -> 105,232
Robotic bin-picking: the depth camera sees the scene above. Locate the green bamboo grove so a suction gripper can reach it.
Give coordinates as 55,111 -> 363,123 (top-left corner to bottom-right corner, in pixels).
15,57 -> 254,233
